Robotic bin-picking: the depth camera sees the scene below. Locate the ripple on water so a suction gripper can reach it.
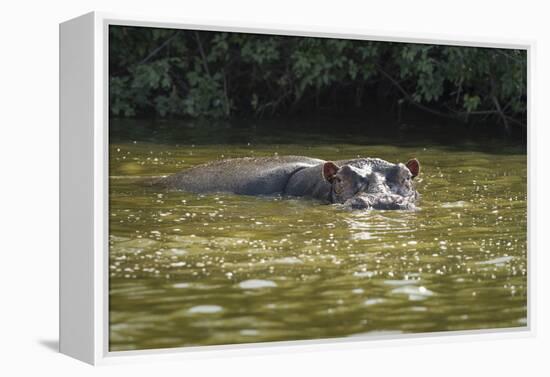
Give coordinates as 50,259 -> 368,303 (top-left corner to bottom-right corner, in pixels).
240,329 -> 259,336
441,201 -> 468,208
117,238 -> 159,248
188,305 -> 223,314
352,232 -> 377,240
349,330 -> 403,338
364,298 -> 385,306
476,256 -> 514,266
239,279 -> 277,289
391,286 -> 434,301
384,279 -> 419,286
169,248 -> 187,256
410,306 -> 428,312
354,271 -> 375,278
172,282 -> 191,289
272,257 -> 303,265
170,262 -> 187,267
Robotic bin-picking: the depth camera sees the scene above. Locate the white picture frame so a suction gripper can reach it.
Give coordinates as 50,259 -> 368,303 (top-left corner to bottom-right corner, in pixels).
59,11 -> 534,365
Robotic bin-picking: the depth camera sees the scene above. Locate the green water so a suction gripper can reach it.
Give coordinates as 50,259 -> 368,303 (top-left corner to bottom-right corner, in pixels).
109,120 -> 527,351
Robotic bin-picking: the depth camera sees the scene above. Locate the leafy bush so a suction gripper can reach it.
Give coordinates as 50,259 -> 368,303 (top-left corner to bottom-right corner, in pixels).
109,26 -> 526,133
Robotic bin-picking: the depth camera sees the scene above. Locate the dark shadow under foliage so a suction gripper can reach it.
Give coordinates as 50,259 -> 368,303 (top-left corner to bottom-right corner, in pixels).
109,26 -> 527,138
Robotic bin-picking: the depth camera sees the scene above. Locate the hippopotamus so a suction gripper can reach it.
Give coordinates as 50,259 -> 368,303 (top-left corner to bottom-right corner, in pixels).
155,156 -> 420,210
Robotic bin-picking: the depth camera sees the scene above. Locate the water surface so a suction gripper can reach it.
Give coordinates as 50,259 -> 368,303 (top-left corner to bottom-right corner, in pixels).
109,120 -> 527,351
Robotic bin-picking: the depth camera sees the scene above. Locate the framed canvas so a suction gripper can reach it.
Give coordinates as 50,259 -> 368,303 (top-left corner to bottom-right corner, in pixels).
59,11 -> 533,365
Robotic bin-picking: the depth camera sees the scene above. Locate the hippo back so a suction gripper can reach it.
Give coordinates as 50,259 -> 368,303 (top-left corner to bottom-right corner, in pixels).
284,164 -> 331,201
156,156 -> 323,195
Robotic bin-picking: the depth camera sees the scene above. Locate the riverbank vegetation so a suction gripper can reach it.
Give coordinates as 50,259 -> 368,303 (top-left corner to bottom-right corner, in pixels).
109,26 -> 526,136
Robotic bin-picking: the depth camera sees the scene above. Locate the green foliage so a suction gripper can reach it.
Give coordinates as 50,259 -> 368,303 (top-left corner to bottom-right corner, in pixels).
463,94 -> 481,113
109,26 -> 527,130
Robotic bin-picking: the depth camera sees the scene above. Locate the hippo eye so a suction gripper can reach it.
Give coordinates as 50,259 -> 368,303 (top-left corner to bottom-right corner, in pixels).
333,179 -> 344,194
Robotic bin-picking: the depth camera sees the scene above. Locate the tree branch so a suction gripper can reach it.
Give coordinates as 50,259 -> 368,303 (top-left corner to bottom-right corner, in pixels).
492,95 -> 511,135
377,64 -> 526,129
375,65 -> 453,119
194,31 -> 211,78
222,70 -> 230,116
138,31 -> 181,65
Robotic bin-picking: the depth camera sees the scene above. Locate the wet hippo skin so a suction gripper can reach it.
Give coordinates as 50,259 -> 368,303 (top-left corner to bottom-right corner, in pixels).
155,155 -> 420,210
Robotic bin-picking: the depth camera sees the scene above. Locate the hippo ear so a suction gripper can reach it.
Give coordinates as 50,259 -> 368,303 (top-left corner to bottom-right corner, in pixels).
322,161 -> 340,182
406,159 -> 420,179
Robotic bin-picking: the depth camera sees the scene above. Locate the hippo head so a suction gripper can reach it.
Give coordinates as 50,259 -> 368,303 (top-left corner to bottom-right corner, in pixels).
386,159 -> 420,198
322,158 -> 420,210
322,162 -> 369,203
